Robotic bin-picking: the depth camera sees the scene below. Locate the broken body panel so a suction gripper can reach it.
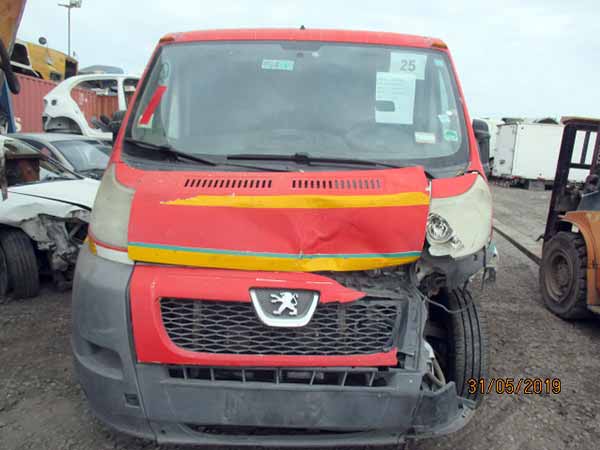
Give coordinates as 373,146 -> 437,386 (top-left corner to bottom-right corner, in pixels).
73,28 -> 493,445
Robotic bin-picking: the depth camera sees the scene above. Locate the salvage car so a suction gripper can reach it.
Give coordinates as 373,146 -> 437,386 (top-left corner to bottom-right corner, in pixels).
11,132 -> 111,179
0,135 -> 99,297
42,73 -> 139,139
74,29 -> 495,447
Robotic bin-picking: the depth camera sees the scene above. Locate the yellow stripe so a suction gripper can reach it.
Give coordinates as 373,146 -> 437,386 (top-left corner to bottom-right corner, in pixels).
161,192 -> 429,209
128,246 -> 419,272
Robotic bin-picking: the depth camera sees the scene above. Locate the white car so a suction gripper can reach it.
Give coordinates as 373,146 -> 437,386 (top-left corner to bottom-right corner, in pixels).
42,73 -> 139,139
0,135 -> 99,298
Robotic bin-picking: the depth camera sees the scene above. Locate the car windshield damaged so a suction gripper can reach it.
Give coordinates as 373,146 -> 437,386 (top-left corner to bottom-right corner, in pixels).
73,29 -> 496,447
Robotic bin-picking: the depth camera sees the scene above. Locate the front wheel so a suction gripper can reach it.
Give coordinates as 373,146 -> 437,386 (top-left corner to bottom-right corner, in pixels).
540,232 -> 590,319
426,288 -> 488,406
0,229 -> 40,298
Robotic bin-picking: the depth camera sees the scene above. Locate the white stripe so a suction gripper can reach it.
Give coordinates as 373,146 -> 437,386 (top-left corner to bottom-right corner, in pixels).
96,245 -> 133,265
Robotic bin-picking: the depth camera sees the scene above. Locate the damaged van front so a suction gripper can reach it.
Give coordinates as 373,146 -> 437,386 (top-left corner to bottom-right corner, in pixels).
73,29 -> 495,447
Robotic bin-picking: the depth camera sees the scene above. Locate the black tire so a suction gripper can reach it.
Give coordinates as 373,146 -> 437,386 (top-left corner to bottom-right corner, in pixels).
0,229 -> 40,298
426,288 -> 488,406
0,244 -> 8,297
540,232 -> 590,319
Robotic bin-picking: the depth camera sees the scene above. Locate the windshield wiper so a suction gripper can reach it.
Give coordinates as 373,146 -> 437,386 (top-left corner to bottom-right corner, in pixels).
227,152 -> 435,178
125,138 -> 217,166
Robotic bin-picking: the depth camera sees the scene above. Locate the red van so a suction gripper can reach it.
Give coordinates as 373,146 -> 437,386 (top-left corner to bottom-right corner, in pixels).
73,28 -> 495,447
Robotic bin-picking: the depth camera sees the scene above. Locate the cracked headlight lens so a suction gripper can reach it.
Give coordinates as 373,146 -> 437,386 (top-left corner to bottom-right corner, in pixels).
426,213 -> 453,244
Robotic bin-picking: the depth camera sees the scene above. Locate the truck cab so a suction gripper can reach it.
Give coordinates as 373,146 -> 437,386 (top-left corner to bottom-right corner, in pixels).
73,28 -> 495,447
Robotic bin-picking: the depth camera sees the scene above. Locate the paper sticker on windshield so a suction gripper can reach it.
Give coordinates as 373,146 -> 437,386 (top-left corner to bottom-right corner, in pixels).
375,72 -> 416,124
390,52 -> 427,80
262,59 -> 295,71
415,132 -> 436,144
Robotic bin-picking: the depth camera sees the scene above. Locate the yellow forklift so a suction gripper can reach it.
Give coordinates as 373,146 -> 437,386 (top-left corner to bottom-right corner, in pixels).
540,117 -> 600,318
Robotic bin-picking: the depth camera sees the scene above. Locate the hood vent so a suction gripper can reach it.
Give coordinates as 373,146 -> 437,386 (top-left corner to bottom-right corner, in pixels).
184,178 -> 272,189
291,178 -> 382,191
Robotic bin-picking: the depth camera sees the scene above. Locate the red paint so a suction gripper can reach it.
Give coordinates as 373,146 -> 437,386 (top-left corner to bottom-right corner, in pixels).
127,167 -> 429,259
130,265 -> 397,367
138,85 -> 166,125
431,173 -> 478,199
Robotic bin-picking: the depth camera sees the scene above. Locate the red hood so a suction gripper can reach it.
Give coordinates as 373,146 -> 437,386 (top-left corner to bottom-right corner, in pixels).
127,167 -> 430,271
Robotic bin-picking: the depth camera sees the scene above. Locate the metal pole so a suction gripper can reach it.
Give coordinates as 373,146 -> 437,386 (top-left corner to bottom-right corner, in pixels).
67,7 -> 71,56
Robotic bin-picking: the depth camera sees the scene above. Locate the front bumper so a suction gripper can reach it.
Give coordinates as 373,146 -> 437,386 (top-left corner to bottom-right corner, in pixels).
72,246 -> 475,446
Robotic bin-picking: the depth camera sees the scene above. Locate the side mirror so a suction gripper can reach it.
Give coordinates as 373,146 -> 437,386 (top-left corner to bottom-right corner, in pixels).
109,110 -> 126,144
472,119 -> 491,176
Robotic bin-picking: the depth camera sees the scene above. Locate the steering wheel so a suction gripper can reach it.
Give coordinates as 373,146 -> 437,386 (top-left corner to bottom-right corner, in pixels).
0,39 -> 20,95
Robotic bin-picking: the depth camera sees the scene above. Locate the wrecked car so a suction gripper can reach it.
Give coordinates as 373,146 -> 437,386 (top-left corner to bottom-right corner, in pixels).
0,135 -> 99,297
42,73 -> 139,139
11,132 -> 112,179
73,29 -> 496,447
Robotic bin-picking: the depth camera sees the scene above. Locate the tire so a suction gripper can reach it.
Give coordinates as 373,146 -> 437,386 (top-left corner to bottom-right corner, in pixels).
0,229 -> 40,298
540,232 -> 590,319
426,288 -> 488,406
0,245 -> 8,297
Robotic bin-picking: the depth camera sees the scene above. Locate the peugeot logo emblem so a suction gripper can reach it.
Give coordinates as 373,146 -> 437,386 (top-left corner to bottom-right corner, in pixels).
270,292 -> 299,316
250,288 -> 320,328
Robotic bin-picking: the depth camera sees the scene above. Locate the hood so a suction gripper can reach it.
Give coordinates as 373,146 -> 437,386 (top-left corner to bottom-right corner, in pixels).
8,179 -> 100,210
127,167 -> 430,272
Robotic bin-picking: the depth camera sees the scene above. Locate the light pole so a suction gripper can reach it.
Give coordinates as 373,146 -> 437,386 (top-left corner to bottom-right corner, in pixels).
58,0 -> 82,57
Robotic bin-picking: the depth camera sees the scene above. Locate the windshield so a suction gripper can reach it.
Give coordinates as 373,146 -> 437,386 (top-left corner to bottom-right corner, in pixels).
3,138 -> 79,186
53,140 -> 111,171
128,41 -> 468,172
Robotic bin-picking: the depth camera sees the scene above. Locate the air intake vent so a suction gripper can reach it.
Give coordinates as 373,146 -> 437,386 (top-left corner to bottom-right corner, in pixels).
291,178 -> 382,190
184,178 -> 272,189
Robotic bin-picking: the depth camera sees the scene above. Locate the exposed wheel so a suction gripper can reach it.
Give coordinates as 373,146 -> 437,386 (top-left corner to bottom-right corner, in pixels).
0,245 -> 8,297
540,232 -> 590,319
426,288 -> 488,406
0,229 -> 40,298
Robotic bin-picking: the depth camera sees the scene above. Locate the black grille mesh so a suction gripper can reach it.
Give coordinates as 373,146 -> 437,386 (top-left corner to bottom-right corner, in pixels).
160,298 -> 401,355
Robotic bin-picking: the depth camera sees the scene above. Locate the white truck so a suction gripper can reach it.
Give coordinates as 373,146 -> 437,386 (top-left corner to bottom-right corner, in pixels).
492,122 -> 589,187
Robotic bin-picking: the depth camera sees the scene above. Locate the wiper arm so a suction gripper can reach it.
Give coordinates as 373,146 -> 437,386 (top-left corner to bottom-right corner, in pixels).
227,152 -> 435,178
125,138 -> 217,166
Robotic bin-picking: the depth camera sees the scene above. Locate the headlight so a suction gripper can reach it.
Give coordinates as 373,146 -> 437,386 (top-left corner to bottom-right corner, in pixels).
427,175 -> 492,258
88,165 -> 134,264
426,213 -> 454,244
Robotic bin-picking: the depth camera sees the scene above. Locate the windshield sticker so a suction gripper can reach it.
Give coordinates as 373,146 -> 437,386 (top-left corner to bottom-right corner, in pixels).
444,129 -> 459,142
375,72 -> 416,125
390,52 -> 427,80
261,59 -> 295,71
415,132 -> 436,144
139,85 -> 167,125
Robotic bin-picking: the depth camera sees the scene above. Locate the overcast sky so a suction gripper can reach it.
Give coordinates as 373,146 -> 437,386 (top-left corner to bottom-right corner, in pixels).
17,0 -> 600,118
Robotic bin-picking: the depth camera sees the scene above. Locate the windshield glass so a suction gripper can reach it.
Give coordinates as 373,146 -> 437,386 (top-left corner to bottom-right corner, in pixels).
3,138 -> 78,185
53,140 -> 111,171
128,41 -> 468,171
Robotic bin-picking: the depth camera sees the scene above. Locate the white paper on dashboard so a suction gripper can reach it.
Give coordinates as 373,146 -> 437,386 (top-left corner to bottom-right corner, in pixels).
375,72 -> 416,125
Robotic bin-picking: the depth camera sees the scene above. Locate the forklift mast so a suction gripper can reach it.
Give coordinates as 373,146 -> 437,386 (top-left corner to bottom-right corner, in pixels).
544,118 -> 600,241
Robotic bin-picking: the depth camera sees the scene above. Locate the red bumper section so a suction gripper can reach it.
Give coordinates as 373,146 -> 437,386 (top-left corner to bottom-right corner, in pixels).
130,265 -> 398,367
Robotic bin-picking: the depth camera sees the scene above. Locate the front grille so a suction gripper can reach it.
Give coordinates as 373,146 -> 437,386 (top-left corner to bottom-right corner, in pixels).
168,366 -> 394,387
160,298 -> 402,356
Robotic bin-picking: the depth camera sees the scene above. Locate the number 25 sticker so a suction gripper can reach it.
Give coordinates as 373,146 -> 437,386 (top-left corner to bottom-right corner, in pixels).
391,53 -> 427,79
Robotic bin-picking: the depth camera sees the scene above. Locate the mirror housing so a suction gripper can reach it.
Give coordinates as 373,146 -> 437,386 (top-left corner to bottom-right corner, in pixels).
109,110 -> 126,144
472,119 -> 491,176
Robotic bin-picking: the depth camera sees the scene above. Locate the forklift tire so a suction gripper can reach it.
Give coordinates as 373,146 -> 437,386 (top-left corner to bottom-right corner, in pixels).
0,229 -> 40,298
540,232 -> 590,319
426,288 -> 488,406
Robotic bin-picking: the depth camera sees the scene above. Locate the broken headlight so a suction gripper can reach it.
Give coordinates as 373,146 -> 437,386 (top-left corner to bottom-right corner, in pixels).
426,175 -> 492,258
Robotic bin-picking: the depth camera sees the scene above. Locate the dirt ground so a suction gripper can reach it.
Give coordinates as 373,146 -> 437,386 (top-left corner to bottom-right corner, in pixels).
1,185 -> 600,450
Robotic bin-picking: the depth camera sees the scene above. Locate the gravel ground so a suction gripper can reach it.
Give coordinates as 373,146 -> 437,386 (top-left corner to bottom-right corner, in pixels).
1,186 -> 599,450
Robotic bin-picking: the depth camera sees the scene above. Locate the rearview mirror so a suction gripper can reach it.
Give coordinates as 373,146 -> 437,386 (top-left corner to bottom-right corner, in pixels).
472,119 -> 491,176
109,110 -> 127,144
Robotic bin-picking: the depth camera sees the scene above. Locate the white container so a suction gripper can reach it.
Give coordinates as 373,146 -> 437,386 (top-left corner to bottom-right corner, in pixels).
492,122 -> 589,183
